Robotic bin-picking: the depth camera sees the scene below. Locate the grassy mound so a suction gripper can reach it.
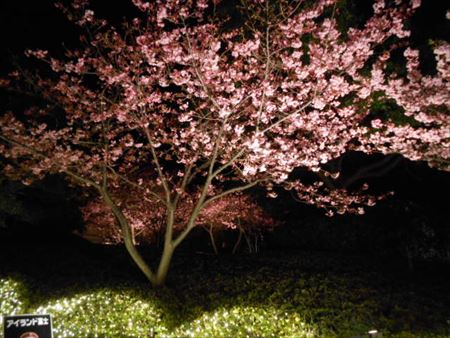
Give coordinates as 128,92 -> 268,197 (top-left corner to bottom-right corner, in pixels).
1,245 -> 449,337
0,277 -> 317,338
169,305 -> 316,338
34,289 -> 169,337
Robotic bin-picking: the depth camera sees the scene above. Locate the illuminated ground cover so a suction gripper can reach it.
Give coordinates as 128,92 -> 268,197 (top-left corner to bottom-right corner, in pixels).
1,243 -> 449,337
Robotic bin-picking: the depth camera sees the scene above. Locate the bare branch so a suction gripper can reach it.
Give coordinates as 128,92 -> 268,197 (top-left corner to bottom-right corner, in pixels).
106,166 -> 167,206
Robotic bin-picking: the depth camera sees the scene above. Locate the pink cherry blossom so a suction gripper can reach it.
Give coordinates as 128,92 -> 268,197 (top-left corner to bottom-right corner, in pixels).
1,0 -> 447,286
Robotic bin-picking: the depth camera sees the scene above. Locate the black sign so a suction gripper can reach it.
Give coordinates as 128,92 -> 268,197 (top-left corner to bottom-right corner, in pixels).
3,314 -> 53,338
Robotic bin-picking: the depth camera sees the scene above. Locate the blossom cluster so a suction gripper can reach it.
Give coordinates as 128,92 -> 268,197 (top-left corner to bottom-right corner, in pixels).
0,0 -> 448,222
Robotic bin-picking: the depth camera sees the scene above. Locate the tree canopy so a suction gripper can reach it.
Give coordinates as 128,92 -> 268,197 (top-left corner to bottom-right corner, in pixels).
0,0 -> 448,286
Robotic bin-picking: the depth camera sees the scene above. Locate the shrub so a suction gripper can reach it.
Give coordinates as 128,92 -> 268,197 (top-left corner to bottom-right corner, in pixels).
34,288 -> 170,338
0,277 -> 28,326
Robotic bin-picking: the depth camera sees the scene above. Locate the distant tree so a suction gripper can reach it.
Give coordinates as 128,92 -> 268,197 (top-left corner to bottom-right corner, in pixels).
0,0 -> 448,286
82,185 -> 278,254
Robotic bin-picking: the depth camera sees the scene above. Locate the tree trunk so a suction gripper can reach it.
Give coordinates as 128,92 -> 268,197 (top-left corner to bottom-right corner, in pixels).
232,228 -> 244,254
207,224 -> 219,254
154,241 -> 175,287
100,189 -> 202,287
101,190 -> 158,286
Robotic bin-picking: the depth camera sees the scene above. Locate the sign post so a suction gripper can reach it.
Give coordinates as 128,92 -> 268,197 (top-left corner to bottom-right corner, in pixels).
3,314 -> 53,338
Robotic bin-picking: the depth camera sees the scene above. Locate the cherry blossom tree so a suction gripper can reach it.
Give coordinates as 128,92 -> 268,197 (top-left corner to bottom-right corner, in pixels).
0,0 -> 448,286
82,186 -> 278,254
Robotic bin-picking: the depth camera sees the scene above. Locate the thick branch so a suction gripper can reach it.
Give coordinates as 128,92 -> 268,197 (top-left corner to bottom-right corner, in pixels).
202,179 -> 264,208
143,127 -> 172,204
100,187 -> 157,285
212,148 -> 246,178
172,178 -> 264,249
